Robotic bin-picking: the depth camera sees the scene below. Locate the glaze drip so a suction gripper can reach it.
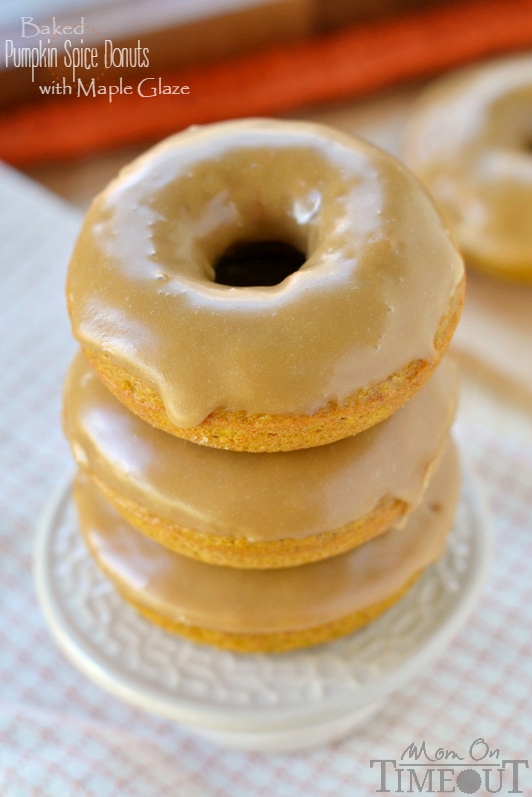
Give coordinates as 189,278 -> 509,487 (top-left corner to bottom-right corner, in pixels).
68,119 -> 463,428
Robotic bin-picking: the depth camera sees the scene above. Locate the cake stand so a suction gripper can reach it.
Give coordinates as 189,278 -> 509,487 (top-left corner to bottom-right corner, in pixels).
34,461 -> 491,752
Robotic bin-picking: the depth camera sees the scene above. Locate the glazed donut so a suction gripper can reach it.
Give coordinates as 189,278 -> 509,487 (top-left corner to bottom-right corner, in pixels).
404,56 -> 532,282
63,351 -> 458,569
67,119 -> 464,452
73,442 -> 460,653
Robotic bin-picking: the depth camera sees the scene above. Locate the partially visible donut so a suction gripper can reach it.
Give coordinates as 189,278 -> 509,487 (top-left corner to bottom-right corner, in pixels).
73,442 -> 461,654
63,351 -> 458,569
404,56 -> 532,282
67,119 -> 464,452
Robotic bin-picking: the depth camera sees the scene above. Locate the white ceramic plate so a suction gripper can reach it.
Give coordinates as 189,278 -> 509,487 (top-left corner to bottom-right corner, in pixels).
34,462 -> 491,751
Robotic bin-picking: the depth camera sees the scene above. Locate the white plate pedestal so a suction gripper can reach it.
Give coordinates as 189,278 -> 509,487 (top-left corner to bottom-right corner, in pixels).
35,468 -> 491,752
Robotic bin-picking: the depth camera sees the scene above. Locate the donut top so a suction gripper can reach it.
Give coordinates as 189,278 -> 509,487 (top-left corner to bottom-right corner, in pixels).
63,352 -> 457,541
404,56 -> 532,273
75,442 -> 460,634
67,119 -> 463,428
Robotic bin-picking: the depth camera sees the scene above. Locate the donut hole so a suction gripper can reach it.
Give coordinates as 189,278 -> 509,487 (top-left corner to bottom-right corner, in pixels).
214,240 -> 306,287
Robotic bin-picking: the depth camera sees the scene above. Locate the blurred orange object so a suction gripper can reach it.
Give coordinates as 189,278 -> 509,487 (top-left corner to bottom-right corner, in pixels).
2,0 -> 532,166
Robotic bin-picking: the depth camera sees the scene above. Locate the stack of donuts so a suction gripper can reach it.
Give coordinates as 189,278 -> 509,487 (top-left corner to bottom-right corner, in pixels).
64,119 -> 465,653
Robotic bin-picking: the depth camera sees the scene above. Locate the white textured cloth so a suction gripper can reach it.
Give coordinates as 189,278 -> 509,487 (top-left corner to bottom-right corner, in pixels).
1,163 -> 532,796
